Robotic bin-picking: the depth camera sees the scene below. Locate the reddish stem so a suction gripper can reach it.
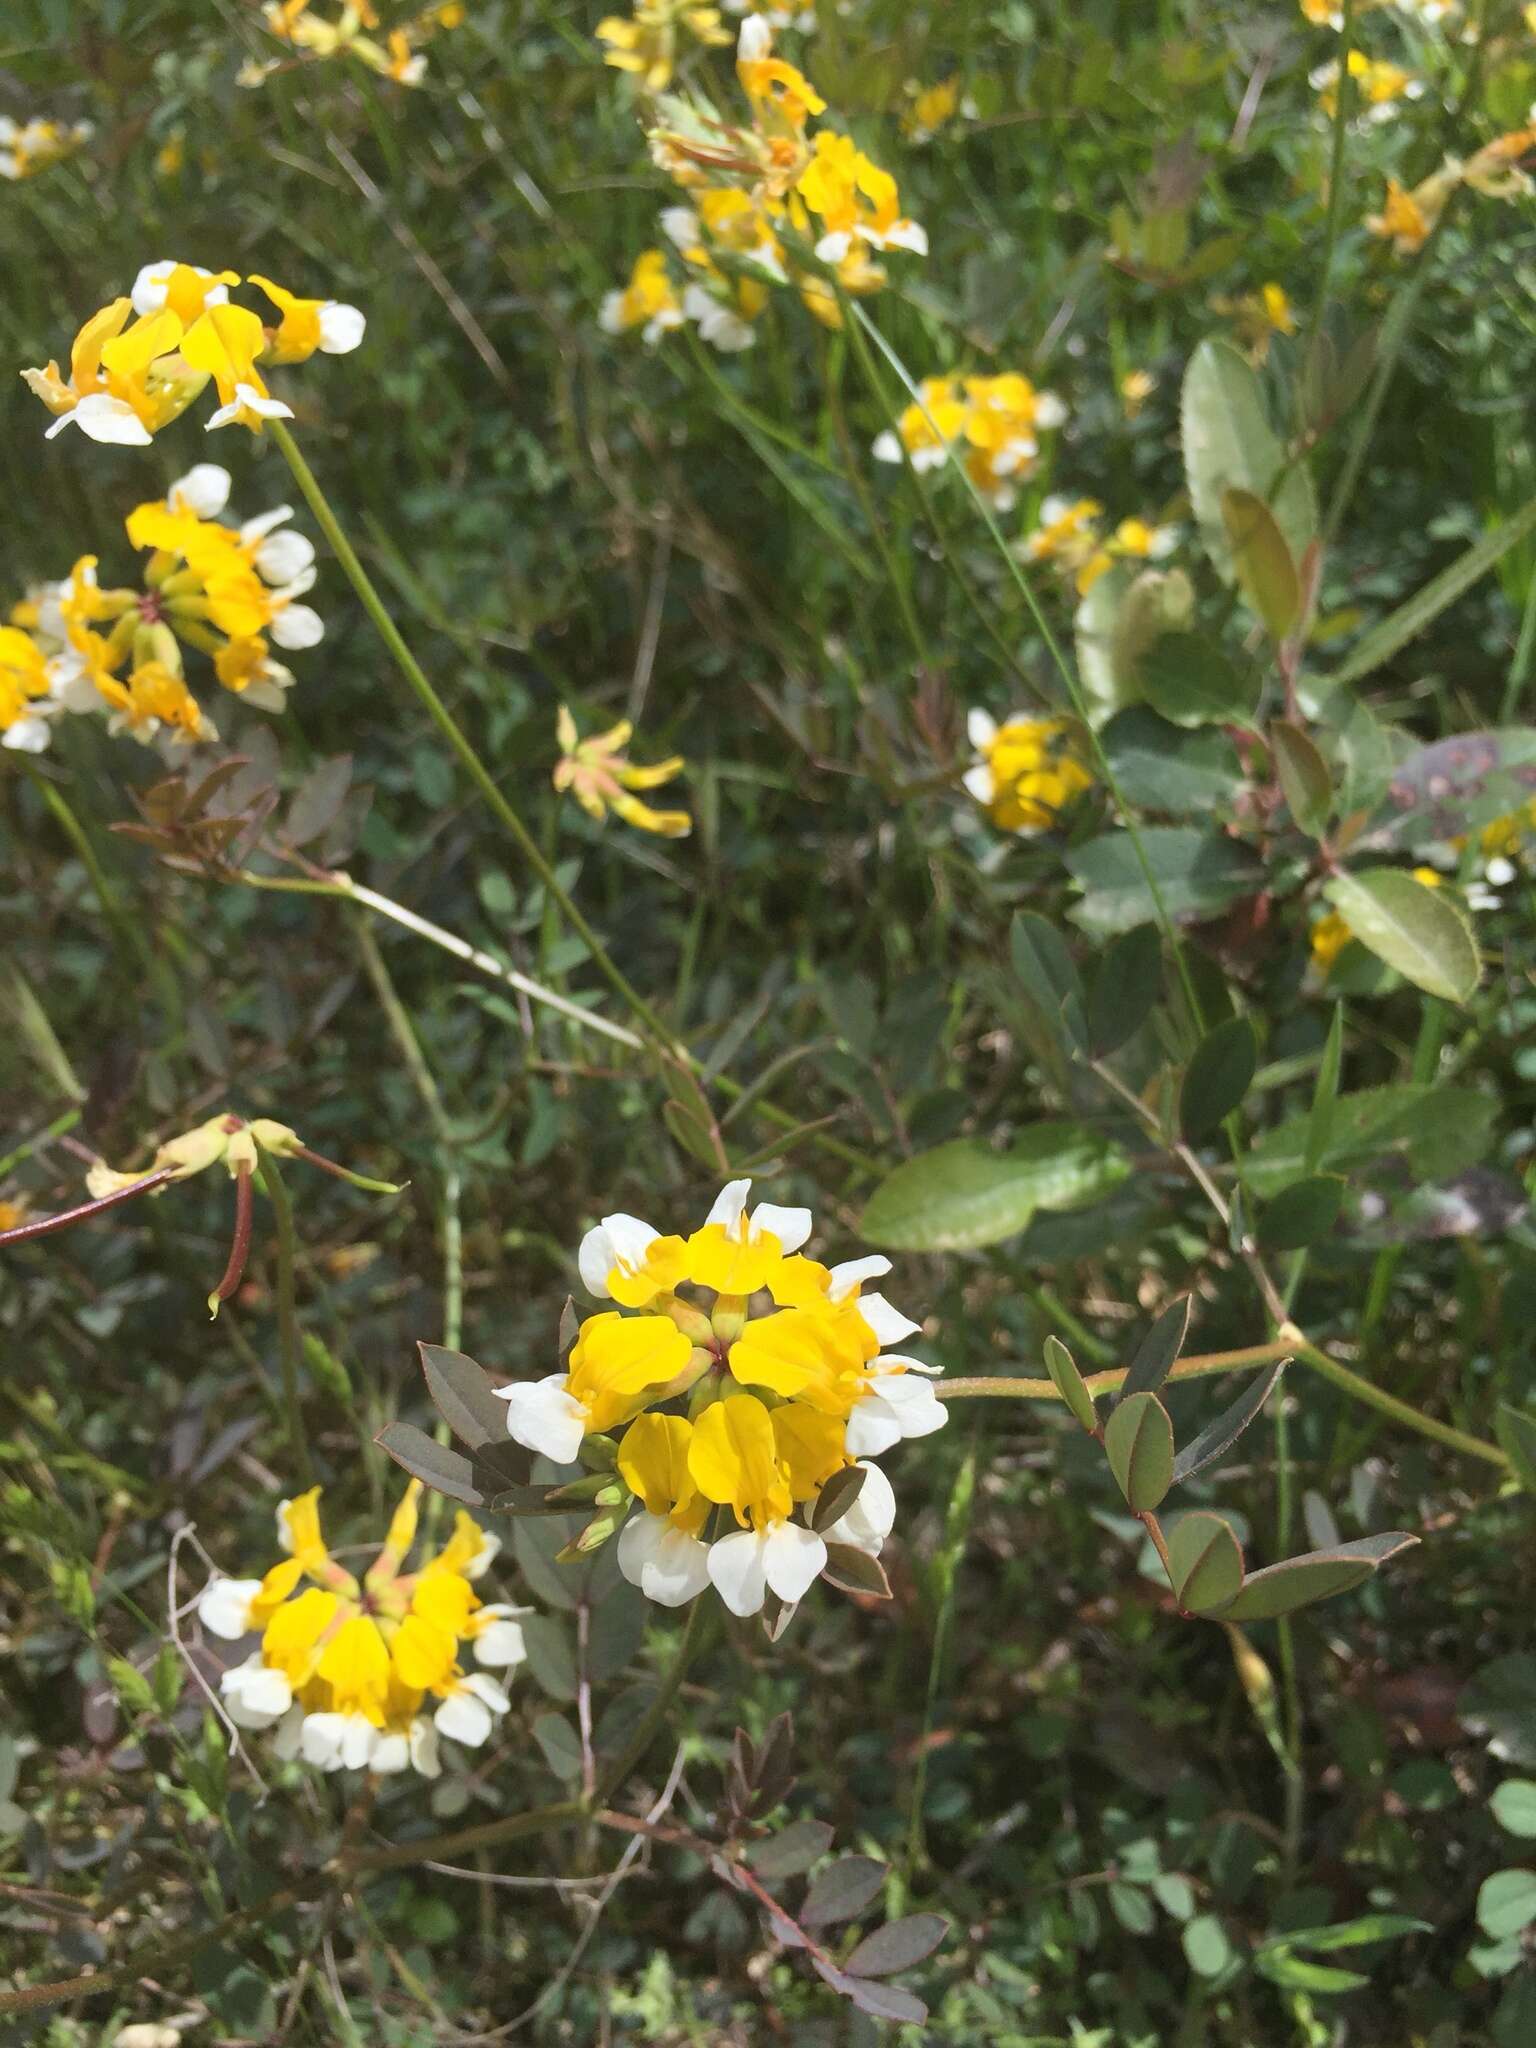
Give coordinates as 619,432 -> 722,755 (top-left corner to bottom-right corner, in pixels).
0,1169 -> 176,1248
212,1165 -> 255,1306
292,1143 -> 352,1183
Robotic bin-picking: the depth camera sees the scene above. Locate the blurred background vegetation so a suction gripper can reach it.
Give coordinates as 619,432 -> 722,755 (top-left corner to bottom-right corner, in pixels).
5,1 -> 1536,2041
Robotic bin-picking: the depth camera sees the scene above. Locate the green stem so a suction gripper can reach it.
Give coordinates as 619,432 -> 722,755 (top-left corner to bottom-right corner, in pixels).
941,1333 -> 1508,1470
268,421 -> 676,1059
820,331 -> 931,668
27,765 -> 151,979
593,1597 -> 706,1805
255,1144 -> 312,1484
905,1438 -> 976,1872
1302,0 -> 1355,398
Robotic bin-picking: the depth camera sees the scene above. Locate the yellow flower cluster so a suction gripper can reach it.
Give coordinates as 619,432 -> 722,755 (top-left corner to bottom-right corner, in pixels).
597,2 -> 733,93
243,0 -> 463,89
22,263 -> 364,445
1310,48 -> 1424,122
871,373 -> 1067,511
1366,129 -> 1534,255
599,14 -> 925,351
500,1181 -> 943,1615
1020,496 -> 1179,596
0,115 -> 92,182
963,711 -> 1094,835
554,707 -> 691,838
198,1480 -> 527,1775
0,462 -> 323,755
902,77 -> 966,145
1211,282 -> 1298,365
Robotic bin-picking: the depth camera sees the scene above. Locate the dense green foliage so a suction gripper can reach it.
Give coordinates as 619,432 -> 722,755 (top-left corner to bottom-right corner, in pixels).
5,2 -> 1536,2041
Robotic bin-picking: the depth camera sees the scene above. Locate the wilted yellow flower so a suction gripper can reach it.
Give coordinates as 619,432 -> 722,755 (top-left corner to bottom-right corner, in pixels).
964,711 -> 1094,834
1212,281 -> 1298,363
598,2 -> 731,92
554,706 -> 692,837
1120,368 -> 1157,419
1020,496 -> 1107,592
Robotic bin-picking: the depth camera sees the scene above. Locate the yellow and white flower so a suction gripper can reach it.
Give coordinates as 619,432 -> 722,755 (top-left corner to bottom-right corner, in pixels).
501,1179 -> 942,1620
965,710 -> 1095,835
0,114 -> 92,181
198,1480 -> 528,1776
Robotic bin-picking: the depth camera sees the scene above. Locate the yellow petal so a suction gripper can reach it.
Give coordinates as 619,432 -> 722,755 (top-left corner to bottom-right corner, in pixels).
618,1412 -> 697,1517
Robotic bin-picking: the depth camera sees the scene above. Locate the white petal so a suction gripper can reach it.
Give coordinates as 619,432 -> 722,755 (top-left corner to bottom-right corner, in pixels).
643,1519 -> 712,1606
474,1617 -> 528,1666
619,1510 -> 665,1592
737,13 -> 772,60
602,1211 -> 660,1274
856,1292 -> 921,1346
826,1255 -> 891,1302
170,463 -> 231,517
815,230 -> 852,264
410,1718 -> 442,1777
370,1731 -> 410,1774
885,220 -> 927,254
254,531 -> 315,584
963,764 -> 996,805
3,716 -> 52,752
270,603 -> 323,649
435,1688 -> 493,1747
318,301 -> 366,353
750,1202 -> 812,1254
869,1368 -> 947,1438
197,1576 -> 263,1640
762,1522 -> 827,1605
340,1714 -> 376,1769
497,1375 -> 586,1463
844,1394 -> 902,1459
966,708 -> 998,750
272,1703 -> 305,1759
130,260 -> 174,314
578,1224 -> 616,1297
463,1528 -> 501,1579
823,1461 -> 896,1553
707,1529 -> 769,1616
872,429 -> 903,464
239,505 -> 294,543
1034,391 -> 1067,429
660,206 -> 701,250
220,1656 -> 293,1727
705,1179 -> 752,1236
54,393 -> 152,445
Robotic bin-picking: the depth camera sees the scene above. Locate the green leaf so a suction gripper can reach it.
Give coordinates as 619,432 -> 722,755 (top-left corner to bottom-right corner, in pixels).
1280,1913 -> 1430,1952
1170,1360 -> 1286,1483
1104,1392 -> 1174,1511
1270,721 -> 1332,837
375,1421 -> 483,1506
1255,1952 -> 1368,1994
1183,1913 -> 1234,1978
420,1343 -> 508,1451
801,1855 -> 887,1927
859,1126 -> 1127,1251
1139,632 -> 1259,729
1166,1512 -> 1245,1612
1180,1016 -> 1257,1140
520,1613 -> 577,1702
1222,487 -> 1301,639
1044,1334 -> 1099,1433
1102,706 -> 1244,809
1478,1868 -> 1536,1941
1245,1082 -> 1496,1197
1256,1175 -> 1345,1251
1305,1002 -> 1345,1175
1496,1405 -> 1536,1495
663,1096 -> 721,1168
1334,491 -> 1536,685
1490,1780 -> 1536,1839
1087,921 -> 1163,1056
822,1541 -> 892,1598
843,1912 -> 948,1977
811,1463 -> 867,1532
532,1710 -> 584,1782
1075,565 -> 1195,723
1117,1297 -> 1192,1406
1181,337 -> 1318,583
1324,869 -> 1480,1004
1009,912 -> 1086,1053
1221,1532 -> 1419,1621
1067,827 -> 1263,936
